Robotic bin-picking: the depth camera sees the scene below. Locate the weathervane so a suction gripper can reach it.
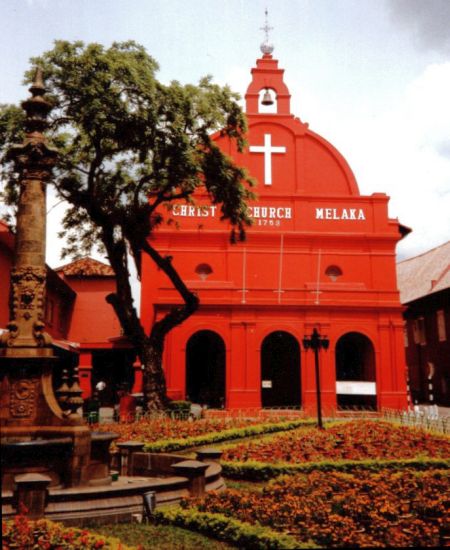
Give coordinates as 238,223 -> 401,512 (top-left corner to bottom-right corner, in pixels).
260,8 -> 274,55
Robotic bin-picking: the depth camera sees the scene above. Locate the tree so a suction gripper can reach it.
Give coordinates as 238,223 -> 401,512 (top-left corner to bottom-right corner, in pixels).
0,40 -> 254,410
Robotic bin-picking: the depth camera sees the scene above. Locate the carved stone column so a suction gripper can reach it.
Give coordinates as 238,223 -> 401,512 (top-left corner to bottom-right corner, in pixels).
1,69 -> 57,354
0,70 -> 81,432
0,70 -> 113,490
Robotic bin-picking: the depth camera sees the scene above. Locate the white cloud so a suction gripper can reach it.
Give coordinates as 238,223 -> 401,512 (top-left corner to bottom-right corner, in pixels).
404,63 -> 450,147
222,65 -> 248,106
295,62 -> 450,260
358,63 -> 450,258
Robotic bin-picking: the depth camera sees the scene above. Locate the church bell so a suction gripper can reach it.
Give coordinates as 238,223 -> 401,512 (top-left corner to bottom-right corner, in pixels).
261,89 -> 274,106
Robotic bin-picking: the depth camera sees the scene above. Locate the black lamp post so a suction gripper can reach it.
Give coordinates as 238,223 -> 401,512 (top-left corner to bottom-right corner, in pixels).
302,328 -> 329,429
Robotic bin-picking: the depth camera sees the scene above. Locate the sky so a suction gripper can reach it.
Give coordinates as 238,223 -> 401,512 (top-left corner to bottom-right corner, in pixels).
1,0 -> 449,270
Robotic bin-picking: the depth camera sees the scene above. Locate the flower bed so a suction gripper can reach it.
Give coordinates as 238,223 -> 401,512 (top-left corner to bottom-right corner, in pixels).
222,420 -> 450,464
182,468 -> 449,547
2,513 -> 137,549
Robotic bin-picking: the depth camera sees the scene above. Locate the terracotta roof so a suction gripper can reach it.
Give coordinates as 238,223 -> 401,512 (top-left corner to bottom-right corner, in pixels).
56,257 -> 115,277
397,241 -> 450,304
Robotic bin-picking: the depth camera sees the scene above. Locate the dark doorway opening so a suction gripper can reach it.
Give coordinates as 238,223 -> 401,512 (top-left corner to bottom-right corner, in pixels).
335,332 -> 376,410
261,331 -> 301,408
186,330 -> 226,408
91,350 -> 135,407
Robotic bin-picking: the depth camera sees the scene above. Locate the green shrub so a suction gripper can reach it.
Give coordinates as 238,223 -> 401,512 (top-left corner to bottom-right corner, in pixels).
144,419 -> 314,453
167,400 -> 192,412
221,457 -> 450,480
154,507 -> 315,549
166,400 -> 192,419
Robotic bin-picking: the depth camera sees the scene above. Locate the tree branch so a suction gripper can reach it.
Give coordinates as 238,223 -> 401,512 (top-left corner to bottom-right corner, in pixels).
140,238 -> 199,342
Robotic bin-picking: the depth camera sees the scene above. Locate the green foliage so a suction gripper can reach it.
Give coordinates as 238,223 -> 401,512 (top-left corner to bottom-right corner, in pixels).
0,39 -> 257,408
166,400 -> 192,419
0,104 -> 25,214
0,104 -> 24,150
221,457 -> 450,481
167,400 -> 192,412
144,419 -> 315,452
153,507 -> 311,549
90,521 -> 235,550
1,40 -> 254,259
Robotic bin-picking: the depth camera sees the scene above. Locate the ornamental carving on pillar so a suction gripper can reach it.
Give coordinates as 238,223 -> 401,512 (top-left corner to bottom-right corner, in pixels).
14,148 -> 58,180
11,266 -> 46,312
10,379 -> 39,418
1,267 -> 50,347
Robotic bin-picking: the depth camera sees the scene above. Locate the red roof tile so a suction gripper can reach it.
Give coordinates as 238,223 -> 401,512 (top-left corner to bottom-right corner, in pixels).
397,241 -> 450,304
56,257 -> 115,277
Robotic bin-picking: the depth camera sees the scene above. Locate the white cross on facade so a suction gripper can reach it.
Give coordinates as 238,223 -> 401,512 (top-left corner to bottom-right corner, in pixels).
249,133 -> 286,185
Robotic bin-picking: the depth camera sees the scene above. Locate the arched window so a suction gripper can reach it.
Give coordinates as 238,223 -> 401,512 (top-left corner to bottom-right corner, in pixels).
186,330 -> 226,408
261,331 -> 301,408
195,263 -> 213,281
335,332 -> 376,410
325,265 -> 343,282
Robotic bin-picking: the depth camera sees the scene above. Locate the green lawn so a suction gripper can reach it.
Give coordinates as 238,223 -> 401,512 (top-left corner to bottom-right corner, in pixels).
90,521 -> 237,549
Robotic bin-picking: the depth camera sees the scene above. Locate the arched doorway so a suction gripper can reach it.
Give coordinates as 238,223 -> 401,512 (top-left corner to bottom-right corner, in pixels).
186,330 -> 226,408
335,332 -> 376,410
261,331 -> 301,408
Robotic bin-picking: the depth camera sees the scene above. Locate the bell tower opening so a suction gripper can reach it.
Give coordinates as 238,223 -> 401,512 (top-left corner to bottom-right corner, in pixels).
244,10 -> 292,116
258,88 -> 277,113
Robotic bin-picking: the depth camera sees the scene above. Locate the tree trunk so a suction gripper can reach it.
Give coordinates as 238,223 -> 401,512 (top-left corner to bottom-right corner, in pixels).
104,233 -> 199,411
138,239 -> 200,410
140,337 -> 168,410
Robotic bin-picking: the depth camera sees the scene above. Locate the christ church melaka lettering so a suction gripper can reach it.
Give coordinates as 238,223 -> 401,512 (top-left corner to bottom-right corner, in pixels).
315,207 -> 366,221
172,204 -> 293,227
248,206 -> 292,227
172,205 -> 218,217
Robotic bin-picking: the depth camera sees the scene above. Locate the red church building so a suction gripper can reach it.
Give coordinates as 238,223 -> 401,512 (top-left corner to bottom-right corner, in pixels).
141,47 -> 410,414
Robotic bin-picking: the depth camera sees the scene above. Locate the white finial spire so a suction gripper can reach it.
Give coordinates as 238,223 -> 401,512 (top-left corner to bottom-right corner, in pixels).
260,8 -> 274,55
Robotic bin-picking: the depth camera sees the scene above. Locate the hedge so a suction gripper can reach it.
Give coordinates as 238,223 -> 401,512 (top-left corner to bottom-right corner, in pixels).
153,507 -> 315,549
143,419 -> 315,453
221,456 -> 450,480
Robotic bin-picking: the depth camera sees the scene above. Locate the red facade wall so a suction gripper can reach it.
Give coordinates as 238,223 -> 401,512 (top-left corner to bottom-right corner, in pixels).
0,244 -> 13,330
64,277 -> 120,345
63,275 -> 123,399
140,53 -> 408,412
0,229 -> 124,400
0,222 -> 14,330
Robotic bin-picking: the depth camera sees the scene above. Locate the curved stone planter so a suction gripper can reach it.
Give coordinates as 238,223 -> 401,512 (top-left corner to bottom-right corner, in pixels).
1,450 -> 225,525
